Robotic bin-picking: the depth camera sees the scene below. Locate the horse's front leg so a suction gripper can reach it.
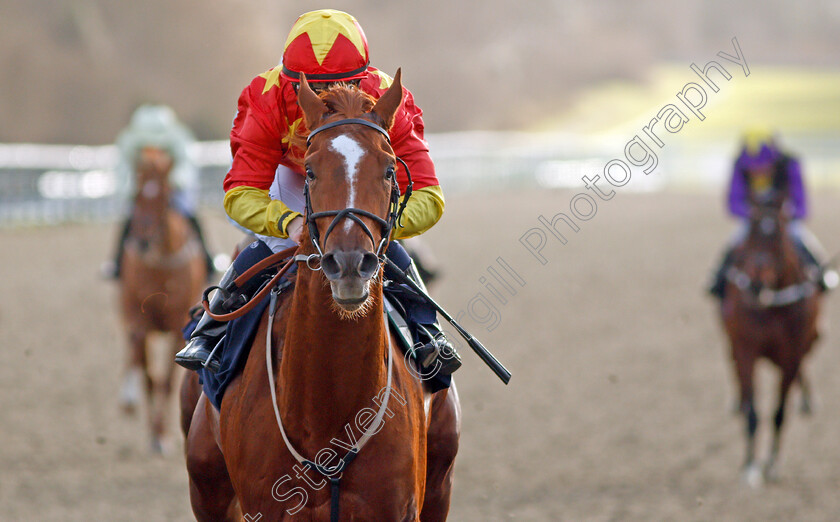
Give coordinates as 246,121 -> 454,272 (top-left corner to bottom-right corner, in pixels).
120,326 -> 148,416
735,351 -> 761,487
765,361 -> 801,481
420,384 -> 461,522
149,332 -> 183,454
186,394 -> 240,522
796,368 -> 813,415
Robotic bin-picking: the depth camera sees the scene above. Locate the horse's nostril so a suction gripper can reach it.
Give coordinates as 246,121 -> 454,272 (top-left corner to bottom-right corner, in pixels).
321,253 -> 341,279
321,250 -> 379,280
358,252 -> 379,279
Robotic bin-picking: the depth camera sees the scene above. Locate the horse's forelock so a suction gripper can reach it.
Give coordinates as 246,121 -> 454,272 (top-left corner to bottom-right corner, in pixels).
319,85 -> 376,119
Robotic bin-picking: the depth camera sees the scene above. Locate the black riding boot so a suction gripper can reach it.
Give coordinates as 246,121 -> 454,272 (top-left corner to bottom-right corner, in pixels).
708,247 -> 735,299
794,239 -> 837,292
103,218 -> 132,279
185,214 -> 216,276
175,264 -> 238,373
176,239 -> 275,372
400,260 -> 462,376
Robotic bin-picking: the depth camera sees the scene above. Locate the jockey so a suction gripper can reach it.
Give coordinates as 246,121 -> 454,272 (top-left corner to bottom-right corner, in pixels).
176,9 -> 461,378
103,104 -> 215,278
708,128 -> 836,298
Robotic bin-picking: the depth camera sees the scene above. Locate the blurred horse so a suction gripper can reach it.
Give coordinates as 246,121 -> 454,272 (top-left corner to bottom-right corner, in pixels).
720,190 -> 821,487
119,146 -> 207,453
180,72 -> 460,520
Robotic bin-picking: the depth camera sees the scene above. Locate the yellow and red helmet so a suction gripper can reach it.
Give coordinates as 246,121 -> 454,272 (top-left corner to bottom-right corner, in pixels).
281,10 -> 370,83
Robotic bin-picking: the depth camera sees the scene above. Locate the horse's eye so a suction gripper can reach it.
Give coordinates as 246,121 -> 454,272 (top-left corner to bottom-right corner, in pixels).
385,165 -> 395,180
305,166 -> 316,180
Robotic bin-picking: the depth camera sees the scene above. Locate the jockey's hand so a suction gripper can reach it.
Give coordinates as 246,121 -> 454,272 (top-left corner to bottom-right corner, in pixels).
287,216 -> 304,244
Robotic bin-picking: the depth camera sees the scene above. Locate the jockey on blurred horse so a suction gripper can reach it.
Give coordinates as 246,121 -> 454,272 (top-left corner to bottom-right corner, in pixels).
708,128 -> 837,299
103,105 -> 215,279
176,9 -> 461,379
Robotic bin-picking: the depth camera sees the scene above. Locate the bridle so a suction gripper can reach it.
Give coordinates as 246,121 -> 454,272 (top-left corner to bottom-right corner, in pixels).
726,197 -> 817,308
197,114 -> 416,522
270,116 -> 407,522
302,117 -> 413,266
127,169 -> 199,268
200,116 -> 413,322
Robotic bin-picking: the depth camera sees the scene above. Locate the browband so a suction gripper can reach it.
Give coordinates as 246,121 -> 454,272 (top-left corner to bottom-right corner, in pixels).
307,118 -> 390,146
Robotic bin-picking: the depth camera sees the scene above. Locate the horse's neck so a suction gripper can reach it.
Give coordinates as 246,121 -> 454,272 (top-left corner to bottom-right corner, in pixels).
161,210 -> 187,253
778,234 -> 806,284
743,229 -> 804,286
278,265 -> 388,436
133,196 -> 183,254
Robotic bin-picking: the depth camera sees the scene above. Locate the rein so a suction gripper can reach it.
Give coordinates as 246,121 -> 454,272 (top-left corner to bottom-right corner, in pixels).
265,286 -> 394,522
203,116 -> 410,519
201,246 -> 300,321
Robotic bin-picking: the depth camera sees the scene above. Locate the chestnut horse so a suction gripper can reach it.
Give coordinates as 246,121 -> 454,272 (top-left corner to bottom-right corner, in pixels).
119,146 -> 207,453
180,71 -> 460,520
721,191 -> 821,487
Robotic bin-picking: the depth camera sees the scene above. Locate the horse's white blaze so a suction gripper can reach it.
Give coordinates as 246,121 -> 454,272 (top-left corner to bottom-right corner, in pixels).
328,134 -> 365,232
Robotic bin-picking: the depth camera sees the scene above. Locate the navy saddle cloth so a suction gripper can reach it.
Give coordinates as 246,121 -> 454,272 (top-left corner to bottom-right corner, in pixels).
192,295 -> 271,410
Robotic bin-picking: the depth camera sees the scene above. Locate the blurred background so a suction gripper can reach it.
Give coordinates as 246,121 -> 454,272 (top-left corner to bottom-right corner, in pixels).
3,0 -> 840,221
2,1 -> 840,520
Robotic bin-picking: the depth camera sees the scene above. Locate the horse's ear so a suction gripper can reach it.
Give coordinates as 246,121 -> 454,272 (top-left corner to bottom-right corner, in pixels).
371,68 -> 403,130
297,74 -> 328,128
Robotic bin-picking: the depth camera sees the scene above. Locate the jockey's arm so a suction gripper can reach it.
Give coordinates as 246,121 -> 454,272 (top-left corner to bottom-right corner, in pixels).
387,87 -> 445,240
223,185 -> 301,238
223,165 -> 443,241
727,164 -> 750,219
392,183 -> 444,240
222,77 -> 303,239
221,73 -> 445,241
786,158 -> 807,220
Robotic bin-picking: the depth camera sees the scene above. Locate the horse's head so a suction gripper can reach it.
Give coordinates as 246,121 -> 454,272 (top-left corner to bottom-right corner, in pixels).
747,189 -> 788,243
297,70 -> 405,315
740,189 -> 795,288
130,146 -> 174,246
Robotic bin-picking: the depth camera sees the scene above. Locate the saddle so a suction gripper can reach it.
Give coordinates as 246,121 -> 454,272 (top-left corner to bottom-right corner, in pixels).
189,258 -> 448,410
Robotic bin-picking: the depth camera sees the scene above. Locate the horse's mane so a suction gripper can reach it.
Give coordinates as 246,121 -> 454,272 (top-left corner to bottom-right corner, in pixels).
288,84 -> 377,162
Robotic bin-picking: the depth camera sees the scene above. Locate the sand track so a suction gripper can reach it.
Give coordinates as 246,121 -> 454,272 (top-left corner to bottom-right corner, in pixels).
2,191 -> 839,521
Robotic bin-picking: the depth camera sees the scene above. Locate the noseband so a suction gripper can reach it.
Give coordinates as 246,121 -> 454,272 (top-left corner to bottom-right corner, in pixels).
302,117 -> 413,265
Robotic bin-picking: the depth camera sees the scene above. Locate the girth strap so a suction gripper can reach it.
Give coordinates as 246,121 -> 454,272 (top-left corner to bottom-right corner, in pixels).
329,477 -> 341,522
301,450 -> 359,522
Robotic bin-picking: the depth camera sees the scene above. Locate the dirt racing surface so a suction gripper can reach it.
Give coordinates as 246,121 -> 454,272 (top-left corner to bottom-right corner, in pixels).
2,190 -> 839,521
